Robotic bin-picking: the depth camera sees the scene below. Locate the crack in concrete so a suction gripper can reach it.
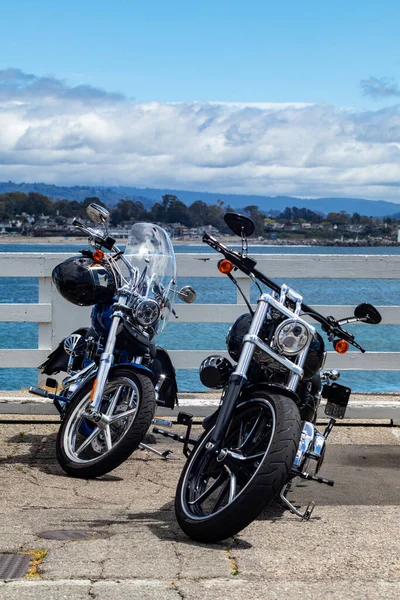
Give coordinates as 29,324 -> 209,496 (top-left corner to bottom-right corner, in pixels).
71,490 -> 124,506
24,435 -> 50,464
137,476 -> 166,493
170,541 -> 187,598
172,580 -> 186,599
95,556 -> 107,582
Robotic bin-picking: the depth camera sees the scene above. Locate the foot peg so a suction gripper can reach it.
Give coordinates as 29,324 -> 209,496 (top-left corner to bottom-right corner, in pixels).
29,386 -> 68,414
153,412 -> 195,457
29,386 -> 50,399
290,467 -> 334,487
152,418 -> 173,428
153,427 -> 197,445
298,471 -> 334,487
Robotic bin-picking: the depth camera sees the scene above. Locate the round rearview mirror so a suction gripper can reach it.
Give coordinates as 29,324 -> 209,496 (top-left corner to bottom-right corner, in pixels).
224,213 -> 255,237
86,203 -> 110,225
354,303 -> 382,325
178,286 -> 196,304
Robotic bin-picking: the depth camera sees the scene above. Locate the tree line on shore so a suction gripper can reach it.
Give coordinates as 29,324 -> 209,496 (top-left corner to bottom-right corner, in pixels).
0,191 -> 398,238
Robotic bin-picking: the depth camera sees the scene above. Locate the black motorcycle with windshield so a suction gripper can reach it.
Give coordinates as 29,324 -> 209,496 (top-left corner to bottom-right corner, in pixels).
30,203 -> 195,478
174,212 -> 381,542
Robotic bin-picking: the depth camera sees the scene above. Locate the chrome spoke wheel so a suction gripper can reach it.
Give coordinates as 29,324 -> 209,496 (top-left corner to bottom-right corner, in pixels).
63,377 -> 140,465
75,426 -> 101,456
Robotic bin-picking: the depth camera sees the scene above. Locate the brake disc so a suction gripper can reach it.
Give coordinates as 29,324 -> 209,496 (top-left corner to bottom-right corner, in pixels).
91,431 -> 107,453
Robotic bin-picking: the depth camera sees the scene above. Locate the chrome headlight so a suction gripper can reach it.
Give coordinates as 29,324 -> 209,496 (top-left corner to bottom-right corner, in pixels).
274,319 -> 310,356
134,299 -> 160,327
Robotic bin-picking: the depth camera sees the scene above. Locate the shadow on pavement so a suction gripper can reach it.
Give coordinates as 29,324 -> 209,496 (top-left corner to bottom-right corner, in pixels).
55,496 -> 291,548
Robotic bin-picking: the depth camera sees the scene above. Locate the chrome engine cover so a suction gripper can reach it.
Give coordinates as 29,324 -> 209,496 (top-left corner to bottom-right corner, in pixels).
293,421 -> 326,473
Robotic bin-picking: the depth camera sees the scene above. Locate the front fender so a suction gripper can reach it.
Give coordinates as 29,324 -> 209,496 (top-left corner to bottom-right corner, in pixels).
110,361 -> 154,380
244,382 -> 299,404
68,361 -> 154,404
202,382 -> 299,431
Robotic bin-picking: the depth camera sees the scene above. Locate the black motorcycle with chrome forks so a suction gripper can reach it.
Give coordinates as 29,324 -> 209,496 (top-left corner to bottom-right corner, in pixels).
29,203 -> 195,478
174,212 -> 382,542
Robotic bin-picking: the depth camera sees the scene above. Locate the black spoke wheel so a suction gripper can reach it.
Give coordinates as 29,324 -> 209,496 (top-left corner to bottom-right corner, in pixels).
56,367 -> 155,479
175,392 -> 301,542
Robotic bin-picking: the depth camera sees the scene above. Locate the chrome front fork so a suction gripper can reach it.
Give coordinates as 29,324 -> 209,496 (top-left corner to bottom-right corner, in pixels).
209,296 -> 313,449
88,297 -> 127,412
234,294 -> 314,391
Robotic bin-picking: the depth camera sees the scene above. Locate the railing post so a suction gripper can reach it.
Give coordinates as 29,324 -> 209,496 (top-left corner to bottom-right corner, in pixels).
38,277 -> 52,350
38,276 -> 52,384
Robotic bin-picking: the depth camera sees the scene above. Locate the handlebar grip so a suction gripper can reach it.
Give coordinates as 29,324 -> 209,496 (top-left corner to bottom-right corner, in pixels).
72,218 -> 84,227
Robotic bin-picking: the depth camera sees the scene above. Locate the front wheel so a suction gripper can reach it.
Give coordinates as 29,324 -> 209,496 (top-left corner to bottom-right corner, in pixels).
56,367 -> 155,478
175,392 -> 301,542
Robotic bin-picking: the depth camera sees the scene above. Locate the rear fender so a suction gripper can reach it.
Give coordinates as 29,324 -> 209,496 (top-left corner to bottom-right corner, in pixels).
150,346 -> 178,410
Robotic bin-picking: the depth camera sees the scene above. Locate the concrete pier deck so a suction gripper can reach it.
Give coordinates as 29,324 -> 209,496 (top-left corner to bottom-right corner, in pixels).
0,407 -> 399,599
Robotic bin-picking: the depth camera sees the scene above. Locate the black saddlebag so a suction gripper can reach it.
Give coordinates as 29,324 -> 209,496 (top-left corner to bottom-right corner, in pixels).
150,346 -> 178,410
39,328 -> 89,375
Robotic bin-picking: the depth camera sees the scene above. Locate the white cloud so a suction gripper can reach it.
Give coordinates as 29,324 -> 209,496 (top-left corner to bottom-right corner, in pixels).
2,69 -> 400,200
361,76 -> 400,99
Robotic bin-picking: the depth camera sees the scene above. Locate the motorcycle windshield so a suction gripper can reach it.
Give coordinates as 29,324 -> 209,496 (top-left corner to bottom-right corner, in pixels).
124,223 -> 176,332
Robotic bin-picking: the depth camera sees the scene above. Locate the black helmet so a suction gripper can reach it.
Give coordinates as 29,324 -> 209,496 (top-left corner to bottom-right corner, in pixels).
52,256 -> 116,306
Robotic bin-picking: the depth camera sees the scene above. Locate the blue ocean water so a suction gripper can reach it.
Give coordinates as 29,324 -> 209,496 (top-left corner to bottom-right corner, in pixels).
1,241 -> 399,392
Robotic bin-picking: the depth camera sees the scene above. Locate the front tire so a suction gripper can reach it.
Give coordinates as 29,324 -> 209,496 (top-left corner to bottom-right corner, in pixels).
56,367 -> 155,478
175,392 -> 301,542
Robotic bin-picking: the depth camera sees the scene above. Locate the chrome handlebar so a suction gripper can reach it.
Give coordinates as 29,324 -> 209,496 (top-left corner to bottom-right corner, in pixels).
202,231 -> 367,352
72,219 -> 107,242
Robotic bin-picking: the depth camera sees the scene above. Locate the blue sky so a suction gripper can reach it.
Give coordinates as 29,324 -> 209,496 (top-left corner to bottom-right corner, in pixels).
1,0 -> 400,200
2,0 -> 400,107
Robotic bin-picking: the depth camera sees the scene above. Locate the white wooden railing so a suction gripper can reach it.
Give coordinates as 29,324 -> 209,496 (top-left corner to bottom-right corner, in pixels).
0,252 -> 399,376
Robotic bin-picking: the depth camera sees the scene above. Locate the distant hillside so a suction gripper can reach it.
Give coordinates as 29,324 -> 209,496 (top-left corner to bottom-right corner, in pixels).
0,181 -> 153,209
1,181 -> 400,217
124,187 -> 400,217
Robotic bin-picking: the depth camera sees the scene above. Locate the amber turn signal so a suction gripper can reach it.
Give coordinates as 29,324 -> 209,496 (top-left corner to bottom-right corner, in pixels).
218,259 -> 234,274
334,339 -> 349,354
93,249 -> 105,262
89,379 -> 98,402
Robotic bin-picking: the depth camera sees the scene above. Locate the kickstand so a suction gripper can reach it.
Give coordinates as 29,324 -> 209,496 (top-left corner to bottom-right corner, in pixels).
139,442 -> 175,460
280,484 -> 315,521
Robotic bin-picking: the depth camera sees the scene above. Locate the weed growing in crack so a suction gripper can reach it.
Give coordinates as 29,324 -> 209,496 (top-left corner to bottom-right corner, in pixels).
25,549 -> 47,578
225,545 -> 239,576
